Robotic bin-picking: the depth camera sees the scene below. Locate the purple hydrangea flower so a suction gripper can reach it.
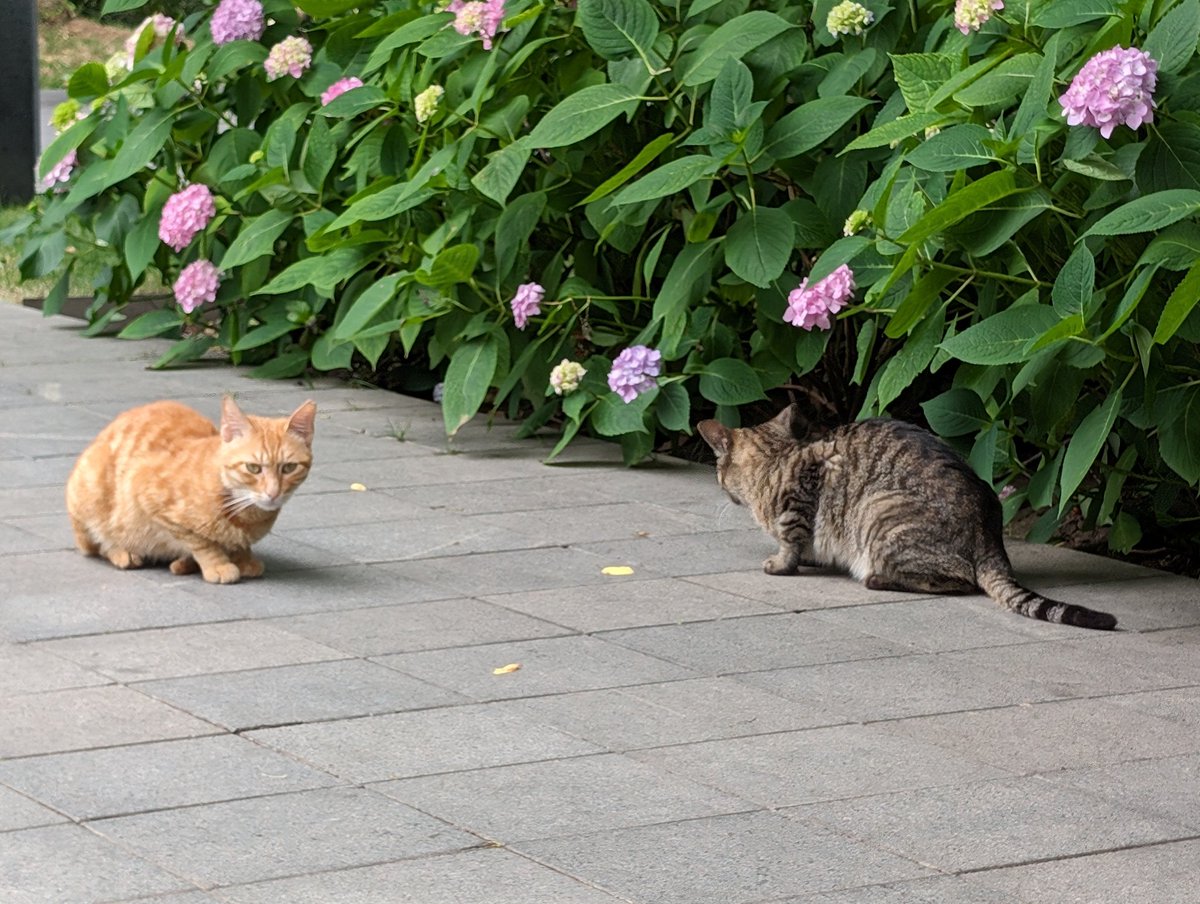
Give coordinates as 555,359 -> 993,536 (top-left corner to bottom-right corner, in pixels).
321,76 -> 365,106
158,184 -> 217,252
210,0 -> 265,46
447,0 -> 505,50
1059,46 -> 1158,139
173,259 -> 221,314
510,282 -> 544,330
264,36 -> 313,80
954,0 -> 1003,35
38,149 -> 77,193
607,345 -> 662,403
784,264 -> 856,331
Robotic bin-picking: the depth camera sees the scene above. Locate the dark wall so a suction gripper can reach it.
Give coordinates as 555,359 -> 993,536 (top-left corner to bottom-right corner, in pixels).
0,0 -> 38,204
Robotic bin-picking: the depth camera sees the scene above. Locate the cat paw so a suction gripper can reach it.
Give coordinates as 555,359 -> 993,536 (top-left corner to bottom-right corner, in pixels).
169,556 -> 199,575
763,555 -> 797,575
107,549 -> 145,569
238,557 -> 265,579
201,563 -> 242,584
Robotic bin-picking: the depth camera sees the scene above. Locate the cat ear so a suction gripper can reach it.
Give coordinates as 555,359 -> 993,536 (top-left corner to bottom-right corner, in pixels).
697,420 -> 732,456
286,400 -> 317,446
770,403 -> 807,438
220,395 -> 251,443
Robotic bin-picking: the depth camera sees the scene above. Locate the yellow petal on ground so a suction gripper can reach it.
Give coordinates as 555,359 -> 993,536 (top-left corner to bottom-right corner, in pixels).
492,663 -> 522,675
601,565 -> 635,576
350,483 -> 367,491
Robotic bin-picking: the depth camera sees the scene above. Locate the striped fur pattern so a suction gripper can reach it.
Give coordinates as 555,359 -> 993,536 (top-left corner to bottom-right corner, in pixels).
67,397 -> 316,584
697,405 -> 1116,630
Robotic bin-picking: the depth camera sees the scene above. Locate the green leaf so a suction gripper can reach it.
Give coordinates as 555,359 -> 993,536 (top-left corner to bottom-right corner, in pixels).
495,192 -> 547,279
1082,189 -> 1200,238
953,54 -> 1041,109
1012,36 -> 1060,138
939,305 -> 1062,365
124,212 -> 161,282
36,116 -> 98,180
255,248 -> 368,296
117,309 -> 181,340
528,84 -> 640,148
1060,390 -> 1123,512
905,125 -> 996,173
67,63 -> 108,100
877,307 -> 943,410
364,13 -> 450,73
294,0 -> 363,15
40,264 -> 73,318
1136,122 -> 1200,194
724,206 -> 794,288
898,170 -> 1021,247
1154,261 -> 1200,344
764,96 -> 871,159
222,209 -> 294,270
1159,385 -> 1200,484
592,390 -> 654,435
310,332 -> 355,372
1138,222 -> 1200,270
249,348 -> 309,379
656,381 -> 691,432
613,155 -> 720,205
577,0 -> 658,60
680,11 -> 793,87
922,388 -> 990,437
232,319 -> 297,351
333,274 -> 403,340
580,134 -> 675,205
64,110 -> 175,206
1145,0 -> 1200,75
697,358 -> 766,405
301,115 -> 337,193
472,139 -> 533,205
442,336 -> 500,436
891,53 -> 958,114
317,85 -> 389,118
100,0 -> 148,14
1031,0 -> 1122,27
1051,245 -> 1096,319
423,244 -> 480,287
842,112 -> 946,153
652,240 -> 718,355
885,269 -> 954,338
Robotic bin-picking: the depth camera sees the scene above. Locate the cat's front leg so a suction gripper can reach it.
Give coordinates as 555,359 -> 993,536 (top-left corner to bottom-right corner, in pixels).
190,544 -> 241,584
230,548 -> 265,579
764,543 -> 807,575
764,515 -> 813,575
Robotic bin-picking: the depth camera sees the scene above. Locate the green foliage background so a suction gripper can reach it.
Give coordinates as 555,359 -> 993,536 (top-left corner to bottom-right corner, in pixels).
13,0 -> 1200,552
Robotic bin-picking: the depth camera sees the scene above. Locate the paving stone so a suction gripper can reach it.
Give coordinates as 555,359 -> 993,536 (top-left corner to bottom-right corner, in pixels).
572,530 -> 776,577
514,810 -> 933,904
482,577 -> 777,632
35,621 -> 346,681
108,893 -> 219,904
682,569 -> 930,611
0,735 -> 338,819
0,484 -> 68,517
393,474 -> 613,514
137,659 -> 467,730
375,752 -> 750,842
280,514 -> 544,563
0,642 -> 109,696
0,785 -> 66,831
0,455 -> 77,489
377,545 -> 666,597
317,449 -> 545,488
90,786 -> 479,889
601,611 -> 908,675
0,685 -> 216,758
1029,574 -> 1200,631
274,486 -> 429,529
476,501 -> 714,547
633,723 -> 1010,807
1044,752 -> 1200,831
247,706 -> 601,782
272,598 -> 568,657
0,823 -> 192,903
778,876 -> 1007,904
373,634 -> 697,702
892,696 -> 1200,774
0,521 -> 63,554
793,775 -> 1192,873
213,846 -> 628,904
502,676 -> 838,749
1006,541 -> 1164,585
952,838 -> 1200,903
735,650 -> 1049,723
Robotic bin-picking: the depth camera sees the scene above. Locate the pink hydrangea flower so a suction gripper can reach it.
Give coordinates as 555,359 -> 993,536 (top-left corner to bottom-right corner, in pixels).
264,35 -> 312,80
173,260 -> 221,314
447,0 -> 505,50
210,0 -> 265,45
158,184 -> 217,252
954,0 -> 1003,35
1059,46 -> 1158,139
321,76 -> 365,106
38,149 -> 77,193
607,345 -> 662,403
784,264 -> 856,331
510,282 -> 544,330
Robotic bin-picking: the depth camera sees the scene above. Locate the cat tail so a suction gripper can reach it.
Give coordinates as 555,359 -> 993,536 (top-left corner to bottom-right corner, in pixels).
976,556 -> 1117,630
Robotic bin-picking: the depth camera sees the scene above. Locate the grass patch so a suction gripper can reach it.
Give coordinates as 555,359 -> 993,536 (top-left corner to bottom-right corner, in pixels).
38,0 -> 127,90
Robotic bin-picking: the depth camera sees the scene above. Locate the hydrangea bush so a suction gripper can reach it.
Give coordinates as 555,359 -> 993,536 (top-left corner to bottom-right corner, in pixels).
12,0 -> 1200,551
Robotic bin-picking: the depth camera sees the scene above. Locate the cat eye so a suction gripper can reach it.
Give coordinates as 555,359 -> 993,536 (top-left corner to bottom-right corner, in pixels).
280,462 -> 298,474
245,463 -> 262,474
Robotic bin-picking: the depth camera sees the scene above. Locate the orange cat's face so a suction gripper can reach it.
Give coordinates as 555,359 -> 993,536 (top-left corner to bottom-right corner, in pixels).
218,397 -> 315,514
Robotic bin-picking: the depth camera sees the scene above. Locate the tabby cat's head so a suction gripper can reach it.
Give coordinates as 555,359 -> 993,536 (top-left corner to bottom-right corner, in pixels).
218,396 -> 316,513
697,404 -> 804,505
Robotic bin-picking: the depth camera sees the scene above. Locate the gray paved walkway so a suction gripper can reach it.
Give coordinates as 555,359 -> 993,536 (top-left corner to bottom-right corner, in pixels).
2,299 -> 1200,903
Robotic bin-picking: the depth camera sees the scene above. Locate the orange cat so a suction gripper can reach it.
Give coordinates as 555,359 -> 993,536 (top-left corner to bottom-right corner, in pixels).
66,396 -> 316,584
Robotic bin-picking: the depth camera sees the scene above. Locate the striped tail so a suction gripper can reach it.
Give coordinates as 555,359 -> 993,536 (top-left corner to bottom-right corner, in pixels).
976,563 -> 1117,630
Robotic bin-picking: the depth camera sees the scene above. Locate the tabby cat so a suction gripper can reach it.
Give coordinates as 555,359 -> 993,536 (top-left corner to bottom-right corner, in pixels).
66,396 -> 316,584
698,405 -> 1117,630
